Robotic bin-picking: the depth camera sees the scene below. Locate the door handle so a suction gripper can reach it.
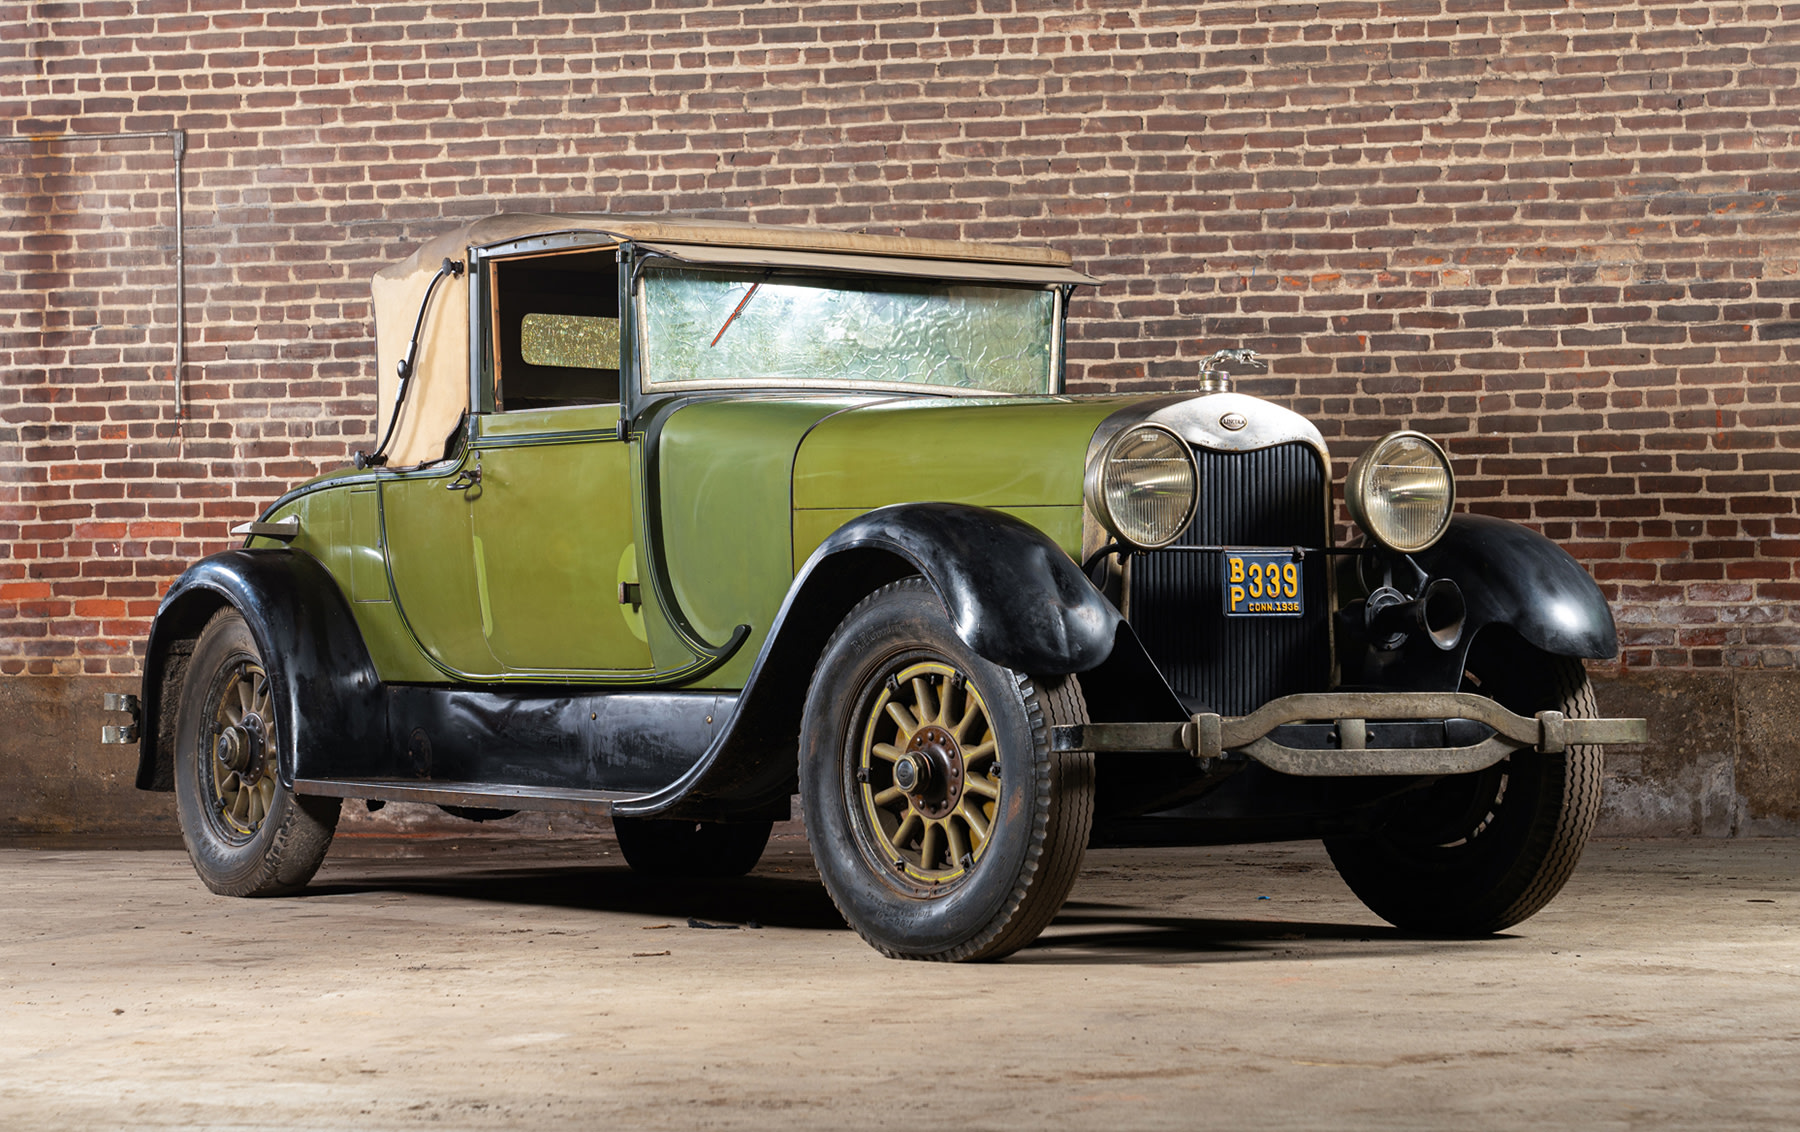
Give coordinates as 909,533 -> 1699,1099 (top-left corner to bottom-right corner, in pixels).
447,455 -> 482,492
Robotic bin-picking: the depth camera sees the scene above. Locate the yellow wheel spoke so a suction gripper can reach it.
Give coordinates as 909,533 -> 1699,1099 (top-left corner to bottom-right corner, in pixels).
952,697 -> 981,742
872,785 -> 907,806
871,742 -> 905,764
955,803 -> 990,846
963,774 -> 999,800
918,821 -> 941,872
962,739 -> 996,764
889,812 -> 921,850
910,677 -> 936,726
945,821 -> 969,869
884,702 -> 919,737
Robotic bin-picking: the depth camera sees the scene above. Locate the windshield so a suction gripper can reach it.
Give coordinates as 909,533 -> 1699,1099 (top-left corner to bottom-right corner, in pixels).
639,265 -> 1059,395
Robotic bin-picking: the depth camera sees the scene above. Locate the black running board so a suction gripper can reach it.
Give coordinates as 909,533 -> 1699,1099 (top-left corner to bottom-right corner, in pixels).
292,777 -> 643,816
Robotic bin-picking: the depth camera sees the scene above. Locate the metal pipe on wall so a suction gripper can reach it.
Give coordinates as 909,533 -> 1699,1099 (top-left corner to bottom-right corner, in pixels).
0,128 -> 189,415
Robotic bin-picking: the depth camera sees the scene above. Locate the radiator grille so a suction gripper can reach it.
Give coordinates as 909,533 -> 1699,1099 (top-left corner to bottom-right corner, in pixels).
1127,442 -> 1331,716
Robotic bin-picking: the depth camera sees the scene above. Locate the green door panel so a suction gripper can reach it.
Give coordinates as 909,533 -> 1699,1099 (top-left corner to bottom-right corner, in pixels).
657,397 -> 875,689
793,505 -> 1086,568
471,404 -> 654,673
382,461 -> 499,678
791,396 -> 1139,512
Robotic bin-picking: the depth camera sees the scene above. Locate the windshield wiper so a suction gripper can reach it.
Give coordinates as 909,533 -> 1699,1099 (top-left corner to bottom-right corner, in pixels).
709,276 -> 767,347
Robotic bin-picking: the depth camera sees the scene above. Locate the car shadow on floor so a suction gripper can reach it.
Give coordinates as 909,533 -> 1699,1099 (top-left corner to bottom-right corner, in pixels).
1013,900 -> 1514,965
299,863 -> 850,931
297,860 -> 1492,964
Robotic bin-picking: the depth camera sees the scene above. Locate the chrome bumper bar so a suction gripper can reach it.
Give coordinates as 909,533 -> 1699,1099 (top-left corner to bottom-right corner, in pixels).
1050,692 -> 1648,777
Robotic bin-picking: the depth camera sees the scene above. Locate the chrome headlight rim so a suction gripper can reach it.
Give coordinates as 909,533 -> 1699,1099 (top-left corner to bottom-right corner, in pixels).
1086,423 -> 1200,551
1346,430 -> 1456,554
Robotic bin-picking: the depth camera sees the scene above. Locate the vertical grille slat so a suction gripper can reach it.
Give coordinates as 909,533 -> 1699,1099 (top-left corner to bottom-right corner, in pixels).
1127,442 -> 1330,716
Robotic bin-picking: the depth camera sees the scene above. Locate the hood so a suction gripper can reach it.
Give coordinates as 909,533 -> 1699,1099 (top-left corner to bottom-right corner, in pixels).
792,391 -> 1329,513
791,395 -> 1141,512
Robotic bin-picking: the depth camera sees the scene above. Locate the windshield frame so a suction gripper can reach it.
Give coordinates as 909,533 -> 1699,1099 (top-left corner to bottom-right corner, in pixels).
630,257 -> 1068,399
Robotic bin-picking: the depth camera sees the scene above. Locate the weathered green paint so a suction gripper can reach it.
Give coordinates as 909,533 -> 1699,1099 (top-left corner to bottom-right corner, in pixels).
348,487 -> 387,603
472,404 -> 653,673
792,505 -> 1086,567
381,460 -> 495,677
657,396 -> 876,688
791,396 -> 1141,512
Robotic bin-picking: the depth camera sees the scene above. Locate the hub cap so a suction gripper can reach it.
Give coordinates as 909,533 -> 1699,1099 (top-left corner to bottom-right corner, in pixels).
856,661 -> 1001,886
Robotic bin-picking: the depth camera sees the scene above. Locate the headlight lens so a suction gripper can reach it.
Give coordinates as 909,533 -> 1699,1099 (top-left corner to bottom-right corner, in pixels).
1347,431 -> 1455,553
1090,425 -> 1198,549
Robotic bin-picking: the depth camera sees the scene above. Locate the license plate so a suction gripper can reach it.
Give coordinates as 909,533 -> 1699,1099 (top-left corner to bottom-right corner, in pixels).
1223,550 -> 1304,617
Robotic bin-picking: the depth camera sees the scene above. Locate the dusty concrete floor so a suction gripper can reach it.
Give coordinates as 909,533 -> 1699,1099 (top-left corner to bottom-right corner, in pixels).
1,822 -> 1796,1131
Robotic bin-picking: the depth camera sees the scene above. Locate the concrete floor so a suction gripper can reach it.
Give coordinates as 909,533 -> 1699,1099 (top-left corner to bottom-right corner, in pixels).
1,822 -> 1796,1130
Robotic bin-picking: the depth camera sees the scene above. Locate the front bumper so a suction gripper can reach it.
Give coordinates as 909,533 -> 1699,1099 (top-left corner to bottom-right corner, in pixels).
1051,691 -> 1648,777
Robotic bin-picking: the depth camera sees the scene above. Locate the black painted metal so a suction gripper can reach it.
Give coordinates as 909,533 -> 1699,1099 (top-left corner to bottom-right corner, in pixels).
1127,442 -> 1331,715
378,685 -> 734,795
134,549 -> 385,791
1415,514 -> 1618,659
1339,513 -> 1621,691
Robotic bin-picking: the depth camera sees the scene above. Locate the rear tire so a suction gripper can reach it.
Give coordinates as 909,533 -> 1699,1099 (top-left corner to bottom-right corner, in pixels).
1324,643 -> 1602,934
800,579 -> 1094,962
173,609 -> 341,897
611,817 -> 772,877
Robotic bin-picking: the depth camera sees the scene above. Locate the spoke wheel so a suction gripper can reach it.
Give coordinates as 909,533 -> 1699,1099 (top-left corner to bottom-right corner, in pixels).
801,579 -> 1093,962
857,661 -> 999,887
173,609 -> 340,897
203,660 -> 280,842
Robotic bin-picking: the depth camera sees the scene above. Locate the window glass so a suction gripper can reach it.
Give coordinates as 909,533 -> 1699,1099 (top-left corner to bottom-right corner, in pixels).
641,267 -> 1057,394
520,313 -> 620,370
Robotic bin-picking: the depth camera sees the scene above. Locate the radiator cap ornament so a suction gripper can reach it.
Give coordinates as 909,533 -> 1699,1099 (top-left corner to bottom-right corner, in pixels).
1220,411 -> 1248,431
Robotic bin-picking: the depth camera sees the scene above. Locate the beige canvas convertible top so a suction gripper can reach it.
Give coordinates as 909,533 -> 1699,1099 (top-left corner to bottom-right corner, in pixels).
369,213 -> 1096,467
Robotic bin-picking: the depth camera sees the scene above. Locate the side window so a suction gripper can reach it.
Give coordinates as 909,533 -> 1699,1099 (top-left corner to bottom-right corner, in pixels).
491,249 -> 621,411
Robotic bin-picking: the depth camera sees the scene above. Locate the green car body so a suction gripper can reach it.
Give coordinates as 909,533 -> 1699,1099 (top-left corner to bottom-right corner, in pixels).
122,213 -> 1648,960
257,393 -> 1120,689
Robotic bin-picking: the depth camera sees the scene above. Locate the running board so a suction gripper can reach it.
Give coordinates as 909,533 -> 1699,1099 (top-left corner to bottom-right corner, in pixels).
292,778 -> 644,816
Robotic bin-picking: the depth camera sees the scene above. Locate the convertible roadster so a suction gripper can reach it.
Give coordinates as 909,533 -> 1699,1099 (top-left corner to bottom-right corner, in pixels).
104,214 -> 1646,960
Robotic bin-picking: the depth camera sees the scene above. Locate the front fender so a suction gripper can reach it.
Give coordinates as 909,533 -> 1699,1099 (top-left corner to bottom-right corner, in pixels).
1414,514 -> 1618,660
616,502 -> 1119,820
136,550 -> 384,791
812,502 -> 1121,674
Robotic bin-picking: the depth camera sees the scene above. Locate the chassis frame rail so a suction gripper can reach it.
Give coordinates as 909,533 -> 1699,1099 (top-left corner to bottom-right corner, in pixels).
1052,691 -> 1648,777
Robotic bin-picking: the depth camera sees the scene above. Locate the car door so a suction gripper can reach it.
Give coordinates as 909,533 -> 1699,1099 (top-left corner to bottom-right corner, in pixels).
381,455 -> 501,678
468,405 -> 653,674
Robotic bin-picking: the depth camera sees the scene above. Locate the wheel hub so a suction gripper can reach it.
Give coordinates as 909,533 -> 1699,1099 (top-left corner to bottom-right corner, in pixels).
903,725 -> 963,819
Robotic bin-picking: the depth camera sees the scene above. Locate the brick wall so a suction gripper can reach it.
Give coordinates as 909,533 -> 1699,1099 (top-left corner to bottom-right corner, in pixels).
2,1 -> 1797,684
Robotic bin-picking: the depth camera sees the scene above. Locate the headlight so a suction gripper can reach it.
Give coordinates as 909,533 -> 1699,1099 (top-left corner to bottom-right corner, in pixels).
1087,424 -> 1198,549
1346,431 -> 1454,553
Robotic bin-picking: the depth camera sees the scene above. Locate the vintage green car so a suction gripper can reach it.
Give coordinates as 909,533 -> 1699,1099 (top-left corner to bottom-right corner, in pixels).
108,214 -> 1646,960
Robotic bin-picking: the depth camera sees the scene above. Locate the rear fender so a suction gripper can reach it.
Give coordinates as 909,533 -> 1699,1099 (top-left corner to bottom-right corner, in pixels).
136,550 -> 384,791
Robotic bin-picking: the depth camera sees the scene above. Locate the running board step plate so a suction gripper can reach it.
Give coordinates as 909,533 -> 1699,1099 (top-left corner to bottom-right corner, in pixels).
292,778 -> 643,816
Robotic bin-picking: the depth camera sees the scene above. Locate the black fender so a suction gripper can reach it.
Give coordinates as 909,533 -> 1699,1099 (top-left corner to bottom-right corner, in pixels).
135,549 -> 384,792
616,502 -> 1120,820
1414,514 -> 1618,659
1343,514 -> 1618,692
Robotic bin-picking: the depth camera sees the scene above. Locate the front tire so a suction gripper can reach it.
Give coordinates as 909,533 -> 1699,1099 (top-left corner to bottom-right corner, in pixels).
1324,641 -> 1603,934
800,579 -> 1094,962
173,609 -> 341,897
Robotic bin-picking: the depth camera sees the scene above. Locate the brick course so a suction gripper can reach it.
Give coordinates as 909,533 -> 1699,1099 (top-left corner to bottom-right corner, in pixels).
3,0 -> 1799,677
